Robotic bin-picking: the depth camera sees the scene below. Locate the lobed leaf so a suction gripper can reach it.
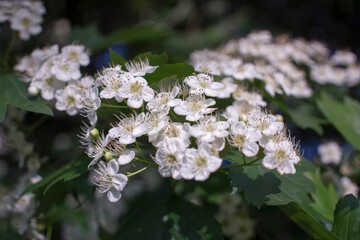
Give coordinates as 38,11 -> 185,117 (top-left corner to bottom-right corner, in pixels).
0,74 -> 53,122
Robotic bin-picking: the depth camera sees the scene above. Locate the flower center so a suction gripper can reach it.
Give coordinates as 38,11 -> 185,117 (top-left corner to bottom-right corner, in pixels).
195,157 -> 207,168
66,96 -> 76,105
44,77 -> 54,87
21,18 -> 31,27
59,64 -> 70,72
68,51 -> 79,61
165,154 -> 178,165
275,149 -> 287,163
190,101 -> 203,111
130,82 -> 142,94
232,134 -> 245,148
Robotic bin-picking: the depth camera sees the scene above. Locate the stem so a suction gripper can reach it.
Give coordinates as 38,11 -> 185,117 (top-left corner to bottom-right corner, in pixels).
221,155 -> 264,169
241,152 -> 246,165
2,32 -> 17,69
126,164 -> 151,177
135,141 -> 146,160
134,157 -> 157,166
46,224 -> 53,239
101,103 -> 130,109
170,110 -> 181,122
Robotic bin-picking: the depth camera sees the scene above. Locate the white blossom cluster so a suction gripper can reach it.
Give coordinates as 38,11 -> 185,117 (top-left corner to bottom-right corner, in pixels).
190,31 -> 360,99
0,0 -> 45,40
75,57 -> 302,202
14,44 -> 99,121
0,108 -> 47,239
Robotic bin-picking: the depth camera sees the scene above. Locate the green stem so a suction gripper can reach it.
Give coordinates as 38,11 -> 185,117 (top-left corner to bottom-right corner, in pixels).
133,156 -> 157,166
2,32 -> 17,69
126,164 -> 151,177
241,152 -> 246,165
46,224 -> 53,239
221,155 -> 264,169
101,103 -> 130,109
135,141 -> 146,160
170,110 -> 181,122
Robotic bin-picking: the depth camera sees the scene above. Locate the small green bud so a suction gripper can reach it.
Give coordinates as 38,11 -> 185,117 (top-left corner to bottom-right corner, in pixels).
90,128 -> 99,138
103,151 -> 113,161
275,114 -> 283,122
240,114 -> 248,124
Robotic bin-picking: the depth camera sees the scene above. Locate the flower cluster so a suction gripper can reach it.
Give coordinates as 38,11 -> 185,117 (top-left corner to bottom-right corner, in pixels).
74,56 -> 303,202
0,0 -> 45,40
14,44 -> 99,120
190,31 -> 360,99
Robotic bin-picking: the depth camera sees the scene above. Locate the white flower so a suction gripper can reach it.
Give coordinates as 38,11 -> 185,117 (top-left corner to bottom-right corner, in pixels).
125,58 -> 158,76
10,8 -> 42,40
229,121 -> 262,157
146,87 -> 181,114
174,94 -> 216,121
109,112 -> 148,145
318,142 -> 342,165
216,77 -> 237,99
189,116 -> 229,143
262,139 -> 301,175
117,73 -> 154,108
87,132 -> 110,167
181,143 -> 222,181
51,56 -> 81,81
61,44 -> 90,66
153,138 -> 186,179
247,109 -> 284,146
145,112 -> 170,142
233,88 -> 267,107
152,122 -> 190,147
80,87 -> 101,125
107,141 -> 135,165
184,73 -> 224,97
92,160 -> 128,202
331,50 -> 357,66
222,101 -> 255,123
339,177 -> 359,197
96,65 -> 126,102
232,63 -> 259,81
55,84 -> 83,116
30,73 -> 65,100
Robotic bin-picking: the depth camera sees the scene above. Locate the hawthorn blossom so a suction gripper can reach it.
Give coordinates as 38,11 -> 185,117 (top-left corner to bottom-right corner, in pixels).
181,143 -> 222,181
61,44 -> 90,66
318,142 -> 342,165
153,138 -> 186,179
92,160 -> 128,202
55,84 -> 83,116
339,177 -> 359,197
146,87 -> 181,114
216,77 -> 237,99
262,138 -> 301,175
174,94 -> 216,121
51,56 -> 81,81
184,73 -> 224,97
108,112 -> 148,145
189,116 -> 229,143
96,65 -> 126,102
229,121 -> 262,157
10,8 -> 42,40
125,58 -> 158,76
117,73 -> 154,108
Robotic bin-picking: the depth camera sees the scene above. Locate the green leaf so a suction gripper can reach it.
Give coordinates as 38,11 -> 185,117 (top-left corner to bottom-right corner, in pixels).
113,182 -> 223,240
145,63 -> 194,84
332,195 -> 360,240
280,203 -> 340,240
21,155 -> 89,196
0,74 -> 53,122
134,52 -> 169,66
229,159 -> 316,208
285,103 -> 326,135
316,92 -> 360,151
109,48 -> 127,65
92,25 -> 169,53
307,171 -> 339,222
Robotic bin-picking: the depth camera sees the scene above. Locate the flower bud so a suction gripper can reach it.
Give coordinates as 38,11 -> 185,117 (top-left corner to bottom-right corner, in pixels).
240,114 -> 248,123
103,151 -> 113,161
275,114 -> 283,122
90,128 -> 99,139
28,86 -> 40,96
